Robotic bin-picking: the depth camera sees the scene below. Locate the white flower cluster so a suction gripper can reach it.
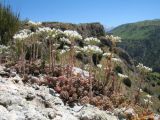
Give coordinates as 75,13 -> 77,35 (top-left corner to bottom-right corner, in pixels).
13,27 -> 64,41
106,35 -> 121,43
64,45 -> 70,49
59,45 -> 70,55
28,20 -> 42,25
84,37 -> 100,45
111,58 -> 122,63
103,52 -> 112,57
97,64 -> 102,68
140,89 -> 143,93
59,49 -> 66,55
136,63 -> 152,72
144,99 -> 153,104
0,45 -> 9,50
60,37 -> 71,44
118,73 -> 128,78
53,43 -> 60,47
64,30 -> 82,39
144,94 -> 152,104
59,48 -> 70,55
13,29 -> 32,40
36,27 -> 52,33
0,45 -> 10,54
79,45 -> 103,54
84,64 -> 90,70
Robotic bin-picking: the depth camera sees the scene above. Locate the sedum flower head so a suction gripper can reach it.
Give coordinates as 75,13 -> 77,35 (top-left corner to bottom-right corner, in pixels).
80,45 -> 103,54
106,35 -> 121,43
103,52 -> 112,57
111,58 -> 122,63
144,99 -> 153,104
13,29 -> 32,40
60,37 -> 71,44
118,73 -> 128,78
97,64 -> 102,68
13,27 -> 64,43
64,30 -> 82,40
146,94 -> 152,99
136,63 -> 152,73
59,49 -> 66,55
84,37 -> 100,45
37,27 -> 52,33
0,45 -> 10,54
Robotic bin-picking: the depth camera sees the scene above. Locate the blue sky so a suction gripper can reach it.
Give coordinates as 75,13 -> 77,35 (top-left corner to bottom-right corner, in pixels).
1,0 -> 160,27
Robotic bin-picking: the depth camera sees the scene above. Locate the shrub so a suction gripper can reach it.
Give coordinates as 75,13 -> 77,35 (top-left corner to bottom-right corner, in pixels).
123,78 -> 131,87
158,95 -> 160,100
151,83 -> 155,87
143,87 -> 153,95
114,65 -> 123,74
0,3 -> 20,45
147,72 -> 160,82
157,81 -> 160,86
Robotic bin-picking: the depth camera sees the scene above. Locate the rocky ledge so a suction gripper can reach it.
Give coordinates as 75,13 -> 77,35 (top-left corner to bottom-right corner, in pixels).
0,65 -> 159,120
0,65 -> 118,120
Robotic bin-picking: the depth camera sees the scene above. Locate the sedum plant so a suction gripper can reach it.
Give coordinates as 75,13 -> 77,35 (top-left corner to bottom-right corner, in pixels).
76,44 -> 103,98
135,63 -> 152,104
102,35 -> 121,94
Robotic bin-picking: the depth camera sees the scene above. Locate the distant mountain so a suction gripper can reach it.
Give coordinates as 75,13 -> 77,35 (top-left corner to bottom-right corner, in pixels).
112,19 -> 160,72
104,25 -> 115,32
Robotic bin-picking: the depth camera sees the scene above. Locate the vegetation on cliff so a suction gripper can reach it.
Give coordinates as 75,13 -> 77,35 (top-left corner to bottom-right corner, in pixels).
112,19 -> 160,72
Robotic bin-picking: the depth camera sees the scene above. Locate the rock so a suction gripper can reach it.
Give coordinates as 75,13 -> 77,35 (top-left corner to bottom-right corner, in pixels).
113,107 -> 137,120
0,70 -> 9,77
30,76 -> 39,84
32,84 -> 40,90
124,108 -> 135,116
76,105 -> 118,120
72,67 -> 89,78
33,69 -> 40,76
0,93 -> 12,107
3,67 -> 10,73
0,65 -> 5,71
10,72 -> 16,77
11,75 -> 22,83
49,88 -> 56,96
25,92 -> 35,101
154,114 -> 160,120
0,105 -> 8,119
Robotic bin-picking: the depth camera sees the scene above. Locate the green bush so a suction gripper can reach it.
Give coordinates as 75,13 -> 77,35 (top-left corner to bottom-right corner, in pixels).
123,78 -> 131,87
143,87 -> 153,95
0,3 -> 20,45
114,65 -> 123,74
147,72 -> 160,82
157,81 -> 160,86
151,83 -> 156,87
158,95 -> 160,100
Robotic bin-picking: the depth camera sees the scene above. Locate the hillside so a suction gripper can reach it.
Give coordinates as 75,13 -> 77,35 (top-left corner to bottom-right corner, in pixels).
0,65 -> 119,120
0,20 -> 160,118
112,19 -> 160,72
